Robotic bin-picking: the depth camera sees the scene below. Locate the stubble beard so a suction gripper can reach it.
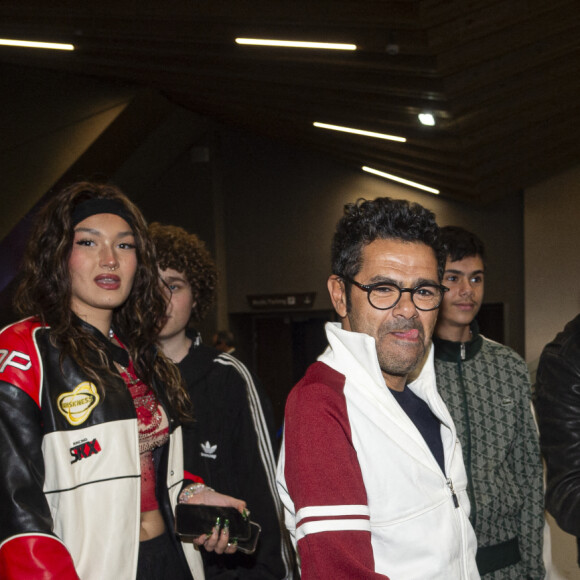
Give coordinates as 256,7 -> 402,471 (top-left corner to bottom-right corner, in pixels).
375,320 -> 427,378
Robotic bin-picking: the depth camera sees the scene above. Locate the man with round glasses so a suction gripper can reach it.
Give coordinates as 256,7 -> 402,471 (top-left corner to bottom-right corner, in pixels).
433,226 -> 545,580
276,197 -> 479,579
343,277 -> 448,312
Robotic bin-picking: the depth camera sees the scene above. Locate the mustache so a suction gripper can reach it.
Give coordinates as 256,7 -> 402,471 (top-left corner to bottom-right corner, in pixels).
384,319 -> 423,332
379,319 -> 425,338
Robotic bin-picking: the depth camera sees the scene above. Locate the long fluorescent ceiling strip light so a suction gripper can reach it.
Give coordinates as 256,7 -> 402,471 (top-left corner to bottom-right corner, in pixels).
236,38 -> 356,50
0,38 -> 74,50
362,166 -> 440,195
314,122 -> 406,143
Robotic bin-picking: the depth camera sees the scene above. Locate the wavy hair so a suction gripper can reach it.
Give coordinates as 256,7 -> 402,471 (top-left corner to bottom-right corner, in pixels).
14,181 -> 191,421
331,197 -> 445,309
149,222 -> 218,323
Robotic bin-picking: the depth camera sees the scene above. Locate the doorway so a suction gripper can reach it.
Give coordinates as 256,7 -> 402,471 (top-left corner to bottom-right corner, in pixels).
230,310 -> 336,434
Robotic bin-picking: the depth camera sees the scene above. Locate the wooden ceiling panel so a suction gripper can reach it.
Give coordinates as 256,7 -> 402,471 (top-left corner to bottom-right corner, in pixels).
0,0 -> 578,205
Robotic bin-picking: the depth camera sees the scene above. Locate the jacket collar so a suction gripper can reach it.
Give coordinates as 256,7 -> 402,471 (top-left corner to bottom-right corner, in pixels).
320,322 -> 437,399
75,315 -> 130,367
177,328 -> 220,384
319,323 -> 457,475
433,320 -> 483,362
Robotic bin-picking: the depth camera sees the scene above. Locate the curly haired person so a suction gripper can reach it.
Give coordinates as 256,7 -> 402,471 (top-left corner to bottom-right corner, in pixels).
151,222 -> 294,579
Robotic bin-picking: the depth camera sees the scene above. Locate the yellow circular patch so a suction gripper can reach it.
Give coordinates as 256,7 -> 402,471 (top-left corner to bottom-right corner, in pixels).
57,381 -> 100,425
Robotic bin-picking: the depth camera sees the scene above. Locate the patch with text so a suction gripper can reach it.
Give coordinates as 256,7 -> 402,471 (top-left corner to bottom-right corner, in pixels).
0,349 -> 31,373
57,381 -> 100,426
70,437 -> 102,463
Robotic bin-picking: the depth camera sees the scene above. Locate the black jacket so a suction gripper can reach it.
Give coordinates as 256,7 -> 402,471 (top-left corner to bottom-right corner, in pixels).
534,313 -> 580,560
0,317 -> 194,579
178,332 -> 294,579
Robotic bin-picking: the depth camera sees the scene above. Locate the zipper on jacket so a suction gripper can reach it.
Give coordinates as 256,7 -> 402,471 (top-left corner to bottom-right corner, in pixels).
456,355 -> 477,528
446,478 -> 459,508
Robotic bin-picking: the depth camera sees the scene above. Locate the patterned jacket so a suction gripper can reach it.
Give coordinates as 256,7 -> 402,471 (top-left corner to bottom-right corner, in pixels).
433,324 -> 545,579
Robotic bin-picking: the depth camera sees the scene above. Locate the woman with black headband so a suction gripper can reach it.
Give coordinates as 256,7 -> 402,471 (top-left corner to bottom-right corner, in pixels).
0,181 -> 243,579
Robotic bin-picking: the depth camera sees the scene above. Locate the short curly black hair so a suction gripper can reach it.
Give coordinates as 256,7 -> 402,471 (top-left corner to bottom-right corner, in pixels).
149,223 -> 218,322
331,197 -> 445,281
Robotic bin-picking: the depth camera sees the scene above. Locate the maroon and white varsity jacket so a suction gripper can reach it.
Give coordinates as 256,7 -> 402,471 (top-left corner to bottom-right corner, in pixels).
276,322 -> 479,580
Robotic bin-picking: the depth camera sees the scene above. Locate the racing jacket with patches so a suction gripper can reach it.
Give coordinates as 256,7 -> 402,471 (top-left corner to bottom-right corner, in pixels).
276,322 -> 480,580
0,317 -> 203,580
433,324 -> 545,579
178,331 -> 294,579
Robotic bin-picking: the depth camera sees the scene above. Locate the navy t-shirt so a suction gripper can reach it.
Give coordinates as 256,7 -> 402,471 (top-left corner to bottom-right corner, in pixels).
390,386 -> 445,473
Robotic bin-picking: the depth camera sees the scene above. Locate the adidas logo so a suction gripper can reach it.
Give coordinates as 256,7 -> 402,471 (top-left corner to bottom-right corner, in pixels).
200,440 -> 217,459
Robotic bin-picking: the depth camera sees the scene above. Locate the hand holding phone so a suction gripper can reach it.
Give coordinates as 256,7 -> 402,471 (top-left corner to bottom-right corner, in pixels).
175,504 -> 251,540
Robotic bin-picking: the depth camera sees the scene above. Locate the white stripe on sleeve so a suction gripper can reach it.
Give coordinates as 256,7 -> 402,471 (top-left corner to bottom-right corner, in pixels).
296,518 -> 371,541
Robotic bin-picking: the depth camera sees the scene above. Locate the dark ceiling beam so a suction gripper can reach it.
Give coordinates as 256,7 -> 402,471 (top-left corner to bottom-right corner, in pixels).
471,109 -> 580,178
442,27 -> 580,97
0,1 -> 421,27
420,0 -> 573,32
0,0 -> 577,206
476,135 -> 580,204
434,4 -> 579,73
457,96 -> 580,157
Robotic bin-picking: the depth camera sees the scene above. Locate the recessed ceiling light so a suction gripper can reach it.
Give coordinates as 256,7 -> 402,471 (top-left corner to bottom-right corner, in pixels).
362,166 -> 439,195
314,122 -> 406,142
235,38 -> 356,50
0,38 -> 74,50
418,113 -> 435,126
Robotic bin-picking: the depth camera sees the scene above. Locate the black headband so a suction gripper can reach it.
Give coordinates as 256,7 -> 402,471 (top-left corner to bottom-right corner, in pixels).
71,198 -> 134,228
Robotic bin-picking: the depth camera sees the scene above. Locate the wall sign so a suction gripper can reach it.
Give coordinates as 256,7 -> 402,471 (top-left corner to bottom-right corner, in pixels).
247,292 -> 316,310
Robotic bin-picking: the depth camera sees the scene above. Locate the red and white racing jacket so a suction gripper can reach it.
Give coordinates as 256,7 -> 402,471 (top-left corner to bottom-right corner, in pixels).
276,322 -> 480,580
0,317 -> 203,580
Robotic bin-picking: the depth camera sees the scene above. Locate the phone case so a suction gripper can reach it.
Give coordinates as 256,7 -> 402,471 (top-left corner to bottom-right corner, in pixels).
236,521 -> 262,554
174,504 -> 251,540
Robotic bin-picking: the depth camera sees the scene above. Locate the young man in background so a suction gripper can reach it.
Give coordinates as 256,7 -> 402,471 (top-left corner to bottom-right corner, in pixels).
433,226 -> 545,579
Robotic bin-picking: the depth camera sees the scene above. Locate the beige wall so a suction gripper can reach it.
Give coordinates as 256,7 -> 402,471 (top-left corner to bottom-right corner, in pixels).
0,62 -> 528,353
524,166 -> 580,579
524,165 -> 580,365
219,130 -> 526,354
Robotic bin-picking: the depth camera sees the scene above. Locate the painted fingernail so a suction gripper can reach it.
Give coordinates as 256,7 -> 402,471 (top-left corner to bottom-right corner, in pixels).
242,508 -> 248,519
215,516 -> 221,527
